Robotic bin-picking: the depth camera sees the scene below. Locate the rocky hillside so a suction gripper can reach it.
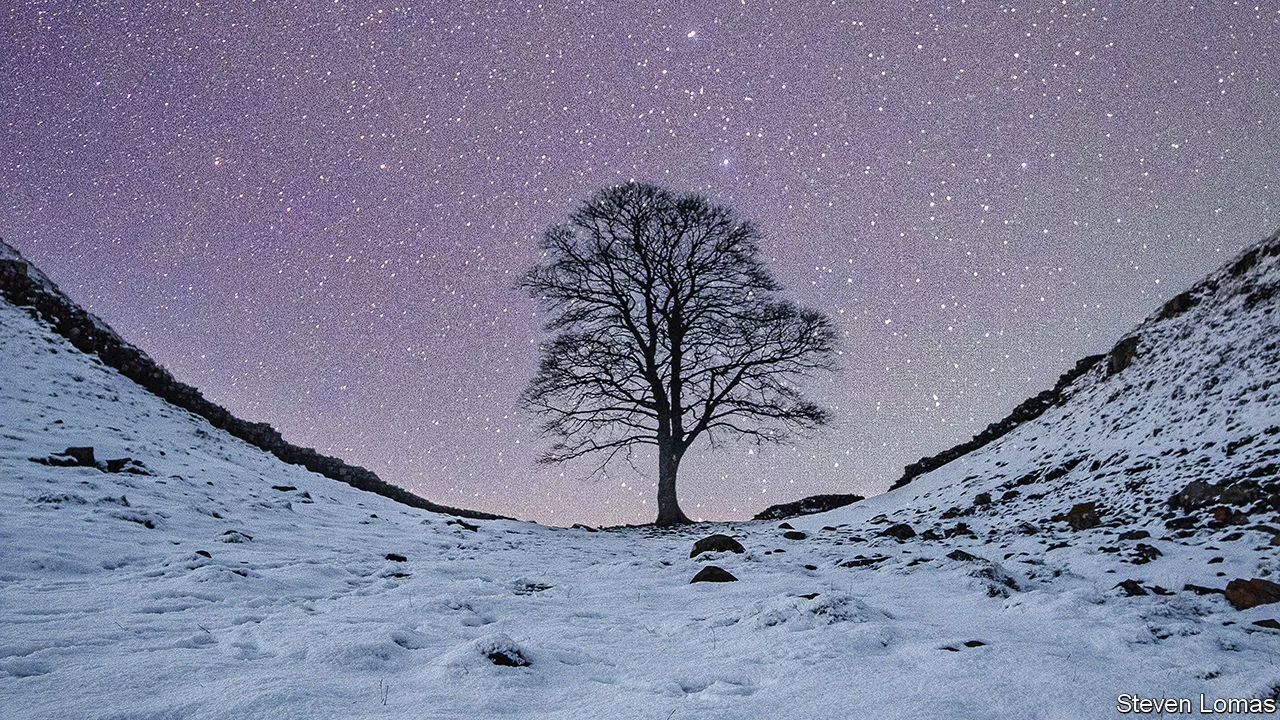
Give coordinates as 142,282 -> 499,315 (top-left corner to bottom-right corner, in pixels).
801,230 -> 1280,608
0,240 -> 501,520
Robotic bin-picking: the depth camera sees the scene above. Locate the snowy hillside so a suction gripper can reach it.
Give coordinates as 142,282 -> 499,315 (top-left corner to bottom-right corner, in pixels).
2,233 -> 1280,720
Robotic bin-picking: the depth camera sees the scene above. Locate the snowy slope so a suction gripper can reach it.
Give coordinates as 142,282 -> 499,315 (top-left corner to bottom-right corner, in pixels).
2,234 -> 1279,720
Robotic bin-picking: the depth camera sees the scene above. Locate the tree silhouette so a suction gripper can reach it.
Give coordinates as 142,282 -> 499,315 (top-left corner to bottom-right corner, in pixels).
522,183 -> 838,525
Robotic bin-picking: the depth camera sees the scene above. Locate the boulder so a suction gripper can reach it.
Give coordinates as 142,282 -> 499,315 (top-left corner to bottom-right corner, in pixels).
61,446 -> 96,466
1114,579 -> 1148,597
973,492 -> 991,507
1219,482 -> 1262,506
690,534 -> 745,558
1066,502 -> 1100,530
782,530 -> 807,541
690,566 -> 738,583
385,553 -> 407,562
1130,543 -> 1162,564
1169,480 -> 1218,512
753,493 -> 864,520
1225,578 -> 1280,610
880,523 -> 916,541
1211,506 -> 1249,526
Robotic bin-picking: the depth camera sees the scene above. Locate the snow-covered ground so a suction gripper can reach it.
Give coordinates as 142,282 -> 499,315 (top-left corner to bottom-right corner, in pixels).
2,236 -> 1279,719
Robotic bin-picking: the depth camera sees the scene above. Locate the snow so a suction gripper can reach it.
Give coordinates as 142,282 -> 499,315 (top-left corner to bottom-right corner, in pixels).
2,236 -> 1280,718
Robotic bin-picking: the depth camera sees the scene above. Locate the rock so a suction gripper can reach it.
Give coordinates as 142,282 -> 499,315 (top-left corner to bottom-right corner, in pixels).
1165,516 -> 1199,530
753,493 -> 864,521
61,446 -> 96,466
447,519 -> 479,532
1130,543 -> 1162,564
1000,490 -> 1020,502
944,522 -> 976,538
946,549 -> 979,562
690,534 -> 745,558
385,553 -> 407,562
1211,506 -> 1249,526
570,523 -> 598,532
778,523 -> 794,530
480,636 -> 530,667
1169,480 -> 1218,512
1066,502 -> 1100,531
1219,481 -> 1262,506
1106,335 -> 1141,376
1224,578 -> 1280,610
963,640 -> 986,648
194,550 -> 212,558
881,523 -> 916,541
782,530 -> 807,541
1118,529 -> 1151,541
840,555 -> 887,568
271,485 -> 297,492
103,457 -> 132,473
1117,580 -> 1150,598
1183,583 -> 1225,596
690,566 -> 738,583
1253,619 -> 1280,630
973,492 -> 991,507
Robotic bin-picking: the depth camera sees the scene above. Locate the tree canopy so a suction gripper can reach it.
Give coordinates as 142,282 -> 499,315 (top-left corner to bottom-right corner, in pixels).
522,182 -> 838,525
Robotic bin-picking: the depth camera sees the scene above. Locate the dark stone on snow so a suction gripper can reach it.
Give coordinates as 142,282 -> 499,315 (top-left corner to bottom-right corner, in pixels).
840,555 -> 887,568
945,522 -> 977,538
1115,579 -> 1148,596
61,446 -> 96,466
1253,619 -> 1280,630
963,640 -> 986,648
778,523 -> 794,530
782,530 -> 807,541
385,553 -> 407,562
881,523 -> 916,540
272,485 -> 297,492
1169,480 -> 1218,512
1165,516 -> 1199,530
195,550 -> 212,558
1157,289 -> 1197,320
1118,529 -> 1151,541
753,493 -> 864,521
571,523 -> 598,532
973,492 -> 991,507
487,647 -> 529,667
448,519 -> 480,532
690,534 -> 745,558
946,549 -> 979,562
1106,335 -> 1141,376
1225,578 -> 1280,610
1130,543 -> 1162,564
1219,482 -> 1262,506
1211,506 -> 1249,526
797,592 -> 820,600
690,566 -> 738,584
1066,502 -> 1101,531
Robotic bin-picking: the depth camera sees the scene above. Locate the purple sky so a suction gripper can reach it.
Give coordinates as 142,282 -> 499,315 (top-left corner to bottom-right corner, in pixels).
3,1 -> 1277,525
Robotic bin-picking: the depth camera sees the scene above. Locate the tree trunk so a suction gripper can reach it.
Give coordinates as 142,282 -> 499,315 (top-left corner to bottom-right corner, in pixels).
654,439 -> 691,526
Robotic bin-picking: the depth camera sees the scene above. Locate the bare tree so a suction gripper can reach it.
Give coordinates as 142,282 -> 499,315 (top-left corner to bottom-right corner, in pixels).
522,183 -> 838,525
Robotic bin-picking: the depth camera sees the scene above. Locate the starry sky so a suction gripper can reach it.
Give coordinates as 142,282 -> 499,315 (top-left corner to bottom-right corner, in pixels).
3,1 -> 1277,526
